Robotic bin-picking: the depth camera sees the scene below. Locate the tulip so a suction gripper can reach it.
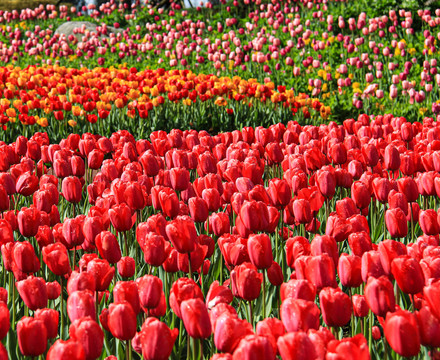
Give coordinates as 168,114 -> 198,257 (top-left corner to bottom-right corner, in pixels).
140,232 -> 168,267
419,209 -> 439,235
281,298 -> 320,332
140,318 -> 178,360
69,317 -> 104,360
384,309 -> 420,357
67,290 -> 96,322
247,234 -> 273,270
47,339 -> 86,360
385,208 -> 408,238
169,277 -> 203,319
180,298 -> 212,339
213,313 -> 254,353
205,281 -> 234,309
391,256 -> 424,295
108,301 -> 137,340
423,280 -> 440,319
364,276 -> 395,317
325,334 -> 370,359
109,203 -> 134,233
277,332 -> 317,360
42,242 -> 71,276
351,181 -> 370,210
319,287 -> 352,328
95,231 -> 122,264
87,258 -> 115,291
0,303 -> 9,340
62,176 -> 82,203
17,317 -> 48,357
16,276 -> 47,311
165,216 -> 198,254
338,253 -> 363,288
305,254 -> 337,290
13,240 -> 40,274
417,306 -> 440,348
114,281 -> 140,315
233,334 -> 275,360
17,206 -> 40,238
230,262 -> 263,302
35,308 -> 59,339
117,256 -> 136,279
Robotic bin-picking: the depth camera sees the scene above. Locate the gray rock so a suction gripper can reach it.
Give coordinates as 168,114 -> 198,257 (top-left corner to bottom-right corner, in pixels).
55,21 -> 123,41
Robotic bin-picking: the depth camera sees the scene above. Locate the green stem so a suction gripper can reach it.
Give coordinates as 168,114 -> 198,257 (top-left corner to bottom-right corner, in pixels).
262,269 -> 266,319
126,339 -> 131,360
60,276 -> 64,340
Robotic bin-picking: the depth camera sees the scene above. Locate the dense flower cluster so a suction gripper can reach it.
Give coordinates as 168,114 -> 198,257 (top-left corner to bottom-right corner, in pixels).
0,114 -> 439,358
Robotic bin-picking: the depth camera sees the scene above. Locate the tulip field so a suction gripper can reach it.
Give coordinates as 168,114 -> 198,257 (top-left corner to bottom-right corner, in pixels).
2,0 -> 440,359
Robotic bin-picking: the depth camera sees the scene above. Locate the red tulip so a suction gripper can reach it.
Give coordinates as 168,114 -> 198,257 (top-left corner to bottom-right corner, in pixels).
391,255 -> 424,295
338,253 -> 363,288
165,216 -> 198,254
352,294 -> 369,318
180,298 -> 212,339
117,256 -> 135,278
62,176 -> 82,203
205,281 -> 234,309
42,243 -> 71,276
364,276 -> 395,317
385,208 -> 408,238
109,203 -> 134,232
108,301 -> 137,340
247,234 -> 273,270
69,317 -> 104,360
291,199 -> 312,224
378,239 -> 407,276
13,240 -> 40,274
325,334 -> 370,360
169,277 -> 203,318
17,206 -> 40,238
351,181 -> 370,209
231,262 -> 263,302
384,309 -> 420,357
232,334 -> 275,360
419,209 -> 439,235
277,332 -> 317,360
47,339 -> 86,360
17,317 -> 47,357
140,318 -> 178,360
305,254 -> 337,290
213,312 -> 253,353
319,287 -> 352,327
16,276 -> 47,310
417,306 -> 440,348
35,308 -> 59,339
0,303 -> 9,340
67,290 -> 96,322
281,298 -> 320,332
188,197 -> 209,223
113,281 -> 140,314
95,231 -> 122,264
67,271 -> 96,295
423,280 -> 440,319
87,258 -> 115,291
280,279 -> 316,302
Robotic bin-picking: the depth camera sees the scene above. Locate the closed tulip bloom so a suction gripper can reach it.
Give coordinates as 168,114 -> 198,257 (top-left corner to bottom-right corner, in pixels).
267,261 -> 284,286
141,232 -> 168,267
247,234 -> 273,270
114,281 -> 140,314
108,301 -> 137,340
16,276 -> 47,311
69,317 -> 104,360
281,298 -> 320,332
385,208 -> 408,238
95,231 -> 122,264
336,197 -> 359,219
256,317 -> 285,355
316,170 -> 336,199
385,309 -> 420,357
33,189 -> 54,213
325,334 -> 370,360
63,217 -> 85,249
267,179 -> 291,207
361,250 -> 386,282
384,144 -> 401,171
0,303 -> 9,340
424,280 -> 440,319
213,313 -> 254,353
109,203 -> 133,232
372,177 -> 391,204
352,294 -> 369,318
17,206 -> 40,238
280,279 -> 316,302
16,172 -> 39,197
140,318 -> 178,360
233,334 -> 275,360
67,271 -> 96,295
310,234 -> 338,267
397,177 -> 419,203
361,143 -> 379,167
348,231 -> 373,257
208,212 -> 230,237
391,256 -> 424,295
117,257 -> 135,279
42,242 -> 71,276
364,276 -> 395,317
124,182 -> 147,211
231,262 -> 263,302
291,199 -> 312,224
169,277 -> 203,319
62,176 -> 82,203
13,240 -> 40,274
67,290 -> 96,322
17,317 -> 48,357
319,287 -> 352,328
417,306 -> 440,348
188,197 -> 209,223
35,308 -> 59,339
46,281 -> 61,300
206,281 -> 234,309
180,298 -> 212,339
351,181 -> 370,209
87,258 -> 115,291
305,254 -> 337,290
277,332 -> 317,360
47,339 -> 86,360
158,188 -> 179,218
338,253 -> 363,288
165,216 -> 198,254
137,275 -> 163,310
419,209 -> 439,235
82,216 -> 104,246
